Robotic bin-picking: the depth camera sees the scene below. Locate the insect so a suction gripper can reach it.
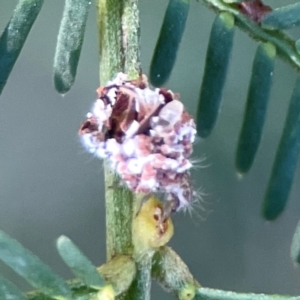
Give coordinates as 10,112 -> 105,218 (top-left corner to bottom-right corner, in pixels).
79,73 -> 197,215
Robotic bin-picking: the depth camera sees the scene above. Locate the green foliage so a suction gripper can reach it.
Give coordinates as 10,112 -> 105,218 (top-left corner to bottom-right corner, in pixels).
196,12 -> 235,138
263,76 -> 300,220
0,230 -> 133,300
236,42 -> 276,174
53,0 -> 91,93
196,0 -> 300,221
0,0 -> 44,95
0,274 -> 27,300
149,0 -> 190,86
56,236 -> 106,289
262,3 -> 300,30
3,0 -> 300,299
0,230 -> 72,299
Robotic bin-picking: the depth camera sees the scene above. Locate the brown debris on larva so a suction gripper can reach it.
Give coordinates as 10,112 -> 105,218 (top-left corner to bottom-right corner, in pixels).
79,73 -> 197,212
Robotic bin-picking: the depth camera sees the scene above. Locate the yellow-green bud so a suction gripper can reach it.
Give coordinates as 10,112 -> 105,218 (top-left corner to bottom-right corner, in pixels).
132,196 -> 174,256
179,284 -> 196,300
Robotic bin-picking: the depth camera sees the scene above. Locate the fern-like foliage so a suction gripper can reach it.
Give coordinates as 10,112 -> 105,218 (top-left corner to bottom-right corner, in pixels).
2,0 -> 300,299
0,231 -> 100,299
150,0 -> 300,222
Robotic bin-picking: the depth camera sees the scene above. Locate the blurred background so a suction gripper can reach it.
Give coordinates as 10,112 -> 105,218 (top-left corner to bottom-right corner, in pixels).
1,0 -> 300,298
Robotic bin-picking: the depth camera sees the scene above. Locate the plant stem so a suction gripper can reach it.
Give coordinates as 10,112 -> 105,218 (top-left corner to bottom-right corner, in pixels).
122,0 -> 141,77
195,288 -> 300,300
97,0 -> 152,299
104,169 -> 134,260
97,0 -> 140,261
124,252 -> 153,300
97,0 -> 123,85
199,0 -> 300,73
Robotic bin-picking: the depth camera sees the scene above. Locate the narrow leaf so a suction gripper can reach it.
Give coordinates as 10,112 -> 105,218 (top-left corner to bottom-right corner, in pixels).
291,220 -> 300,265
57,236 -> 106,289
263,76 -> 300,220
149,0 -> 190,87
53,0 -> 91,94
0,274 -> 27,300
262,3 -> 300,30
0,0 -> 44,95
0,230 -> 72,299
236,42 -> 276,174
196,12 -> 235,138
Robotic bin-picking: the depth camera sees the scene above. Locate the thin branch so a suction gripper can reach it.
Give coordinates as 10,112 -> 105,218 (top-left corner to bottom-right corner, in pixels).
124,253 -> 153,300
195,288 -> 300,300
97,0 -> 151,299
122,0 -> 141,78
97,0 -> 141,260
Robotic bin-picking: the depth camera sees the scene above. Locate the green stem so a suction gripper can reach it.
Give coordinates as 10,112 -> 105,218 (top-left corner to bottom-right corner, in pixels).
124,252 -> 153,300
97,0 -> 140,261
122,0 -> 141,77
104,169 -> 134,260
195,288 -> 300,300
97,0 -> 123,85
199,0 -> 300,73
97,0 -> 150,298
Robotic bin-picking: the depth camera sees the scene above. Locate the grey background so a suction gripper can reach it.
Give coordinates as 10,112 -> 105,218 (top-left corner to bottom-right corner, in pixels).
1,0 -> 300,298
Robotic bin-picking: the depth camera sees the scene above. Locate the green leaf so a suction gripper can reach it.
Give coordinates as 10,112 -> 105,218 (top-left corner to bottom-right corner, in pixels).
291,220 -> 300,265
236,42 -> 276,174
149,0 -> 190,87
57,236 -> 106,289
0,0 -> 44,95
0,274 -> 27,300
263,76 -> 300,220
262,3 -> 300,30
0,230 -> 72,300
53,0 -> 91,94
196,12 -> 235,138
